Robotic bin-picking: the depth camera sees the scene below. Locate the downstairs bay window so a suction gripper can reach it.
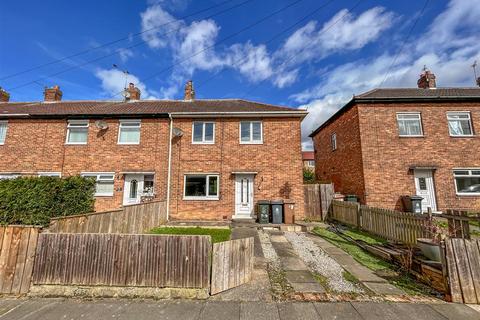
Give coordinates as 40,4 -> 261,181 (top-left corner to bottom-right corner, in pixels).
184,174 -> 219,200
454,169 -> 480,195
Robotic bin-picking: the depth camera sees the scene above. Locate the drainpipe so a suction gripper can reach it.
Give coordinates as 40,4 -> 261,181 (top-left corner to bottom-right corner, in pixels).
166,114 -> 174,221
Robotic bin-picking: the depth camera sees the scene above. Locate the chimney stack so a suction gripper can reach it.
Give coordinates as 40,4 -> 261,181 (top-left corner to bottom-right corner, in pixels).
44,85 -> 63,102
417,67 -> 436,89
125,83 -> 141,101
0,87 -> 10,102
184,80 -> 195,101
476,77 -> 480,87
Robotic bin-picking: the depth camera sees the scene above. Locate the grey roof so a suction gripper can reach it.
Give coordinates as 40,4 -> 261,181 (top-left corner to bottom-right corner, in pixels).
356,87 -> 480,99
0,99 -> 305,117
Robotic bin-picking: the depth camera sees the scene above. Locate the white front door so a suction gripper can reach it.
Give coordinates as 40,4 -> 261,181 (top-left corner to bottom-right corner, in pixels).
123,174 -> 144,205
234,174 -> 254,218
414,170 -> 437,212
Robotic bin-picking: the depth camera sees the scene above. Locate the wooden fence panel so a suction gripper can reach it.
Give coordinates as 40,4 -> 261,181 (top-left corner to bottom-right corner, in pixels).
304,184 -> 322,220
48,200 -> 167,234
0,226 -> 40,294
32,233 -> 211,289
319,183 -> 334,220
330,200 -> 359,227
445,238 -> 480,304
211,237 -> 254,295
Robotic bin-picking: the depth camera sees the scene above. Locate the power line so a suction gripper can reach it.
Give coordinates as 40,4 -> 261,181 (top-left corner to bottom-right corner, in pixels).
0,0 -> 237,81
195,0 -> 335,90
237,0 -> 364,100
379,0 -> 430,87
7,0 -> 255,92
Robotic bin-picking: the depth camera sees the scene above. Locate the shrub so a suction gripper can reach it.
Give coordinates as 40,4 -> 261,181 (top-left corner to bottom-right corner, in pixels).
0,176 -> 96,226
303,168 -> 316,184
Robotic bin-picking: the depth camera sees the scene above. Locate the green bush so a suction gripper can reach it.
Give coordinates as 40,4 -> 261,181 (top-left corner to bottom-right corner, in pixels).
0,176 -> 96,226
303,167 -> 316,184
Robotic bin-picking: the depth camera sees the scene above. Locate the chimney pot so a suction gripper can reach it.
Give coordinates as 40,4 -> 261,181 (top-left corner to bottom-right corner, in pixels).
125,83 -> 141,101
184,80 -> 195,100
44,85 -> 63,102
417,68 -> 436,89
0,87 -> 10,102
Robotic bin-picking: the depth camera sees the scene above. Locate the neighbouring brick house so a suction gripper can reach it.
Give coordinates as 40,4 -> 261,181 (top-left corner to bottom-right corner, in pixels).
302,151 -> 315,170
310,71 -> 480,212
0,82 -> 306,221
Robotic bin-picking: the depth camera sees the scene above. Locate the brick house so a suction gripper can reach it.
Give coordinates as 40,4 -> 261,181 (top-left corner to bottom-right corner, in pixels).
302,151 -> 315,170
0,82 -> 306,221
310,72 -> 480,212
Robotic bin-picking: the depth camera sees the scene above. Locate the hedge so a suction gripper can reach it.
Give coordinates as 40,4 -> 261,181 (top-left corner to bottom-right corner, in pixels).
0,176 -> 96,226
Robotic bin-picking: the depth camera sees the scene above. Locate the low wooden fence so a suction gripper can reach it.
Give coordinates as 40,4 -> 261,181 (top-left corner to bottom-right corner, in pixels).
48,200 -> 167,234
445,238 -> 480,304
330,200 -> 430,245
211,237 -> 254,295
32,233 -> 211,289
0,226 -> 40,294
303,183 -> 334,221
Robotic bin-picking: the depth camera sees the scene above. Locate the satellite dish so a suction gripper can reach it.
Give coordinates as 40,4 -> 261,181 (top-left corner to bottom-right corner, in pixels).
122,90 -> 131,98
173,127 -> 184,137
95,120 -> 109,130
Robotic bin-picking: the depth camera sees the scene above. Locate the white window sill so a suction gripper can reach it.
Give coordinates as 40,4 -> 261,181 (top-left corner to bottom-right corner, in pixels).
240,141 -> 263,145
183,197 -> 220,201
455,193 -> 480,197
192,141 -> 215,145
449,135 -> 475,138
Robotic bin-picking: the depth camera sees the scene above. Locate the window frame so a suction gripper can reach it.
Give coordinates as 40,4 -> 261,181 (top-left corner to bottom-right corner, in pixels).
38,172 -> 62,177
239,121 -> 263,144
81,172 -> 115,197
191,121 -> 215,144
447,112 -> 474,137
0,120 -> 7,145
183,174 -> 220,200
331,133 -> 337,151
453,168 -> 480,196
396,112 -> 424,137
117,120 -> 141,145
66,120 -> 89,145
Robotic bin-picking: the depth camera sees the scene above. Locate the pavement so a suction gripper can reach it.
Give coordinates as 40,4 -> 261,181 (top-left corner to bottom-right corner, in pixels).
0,298 -> 479,319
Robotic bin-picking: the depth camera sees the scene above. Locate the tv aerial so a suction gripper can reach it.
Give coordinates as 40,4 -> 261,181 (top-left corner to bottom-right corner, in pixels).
95,120 -> 109,130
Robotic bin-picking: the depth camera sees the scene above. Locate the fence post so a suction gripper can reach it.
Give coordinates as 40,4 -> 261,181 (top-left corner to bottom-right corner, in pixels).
355,203 -> 361,229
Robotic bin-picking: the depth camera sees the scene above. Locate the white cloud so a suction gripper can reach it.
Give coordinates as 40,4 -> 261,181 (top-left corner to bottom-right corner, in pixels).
228,42 -> 273,82
118,48 -> 134,62
95,69 -> 157,100
140,5 -> 183,49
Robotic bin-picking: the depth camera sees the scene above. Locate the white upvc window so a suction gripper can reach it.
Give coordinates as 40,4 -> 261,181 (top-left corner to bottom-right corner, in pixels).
66,120 -> 89,144
81,172 -> 115,196
447,112 -> 473,136
183,174 -> 219,200
396,113 -> 423,137
453,169 -> 480,196
0,174 -> 20,180
118,120 -> 141,144
306,160 -> 315,167
192,121 -> 215,144
0,121 -> 7,145
331,133 -> 337,151
240,121 -> 263,144
38,172 -> 62,177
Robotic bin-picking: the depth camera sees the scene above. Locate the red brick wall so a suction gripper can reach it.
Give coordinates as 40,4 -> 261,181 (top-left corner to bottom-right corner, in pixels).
358,102 -> 480,211
169,117 -> 305,221
312,106 -> 366,202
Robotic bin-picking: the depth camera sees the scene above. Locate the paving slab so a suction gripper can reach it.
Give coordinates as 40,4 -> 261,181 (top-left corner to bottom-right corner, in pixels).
200,301 -> 240,320
271,242 -> 297,257
270,235 -> 289,243
240,301 -> 280,320
291,282 -> 326,293
429,303 -> 480,320
0,299 -> 63,320
285,270 -> 317,283
313,302 -> 363,320
390,303 -> 447,320
277,302 -> 319,320
351,301 -> 405,320
363,282 -> 406,296
280,256 -> 309,271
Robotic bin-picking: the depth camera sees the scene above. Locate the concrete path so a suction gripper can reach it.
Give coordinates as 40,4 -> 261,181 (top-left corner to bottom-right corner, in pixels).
268,231 -> 325,294
1,298 -> 479,320
306,233 -> 405,296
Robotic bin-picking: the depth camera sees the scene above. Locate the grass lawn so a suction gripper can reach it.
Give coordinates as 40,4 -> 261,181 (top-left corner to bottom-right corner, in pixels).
312,227 -> 436,296
149,226 -> 231,243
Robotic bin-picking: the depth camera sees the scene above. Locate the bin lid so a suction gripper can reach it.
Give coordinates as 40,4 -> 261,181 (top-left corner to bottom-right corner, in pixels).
271,200 -> 284,204
258,200 -> 270,204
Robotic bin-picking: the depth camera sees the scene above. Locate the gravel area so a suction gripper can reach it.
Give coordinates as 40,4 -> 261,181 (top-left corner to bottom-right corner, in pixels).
257,230 -> 281,269
284,232 -> 363,293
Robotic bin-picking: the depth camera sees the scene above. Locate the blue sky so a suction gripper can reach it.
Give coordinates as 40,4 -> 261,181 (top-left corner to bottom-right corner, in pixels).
1,0 -> 479,148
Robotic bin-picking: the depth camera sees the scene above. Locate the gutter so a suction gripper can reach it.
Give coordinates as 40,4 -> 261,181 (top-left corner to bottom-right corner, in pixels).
165,114 -> 174,221
170,111 -> 308,118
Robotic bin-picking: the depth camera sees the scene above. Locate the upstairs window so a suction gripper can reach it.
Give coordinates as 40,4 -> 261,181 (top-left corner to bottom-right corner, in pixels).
240,121 -> 262,144
118,120 -> 141,144
81,173 -> 115,196
184,174 -> 219,200
454,169 -> 480,195
396,113 -> 423,136
331,133 -> 337,151
192,121 -> 215,144
0,121 -> 7,144
447,112 -> 473,136
66,120 -> 89,144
